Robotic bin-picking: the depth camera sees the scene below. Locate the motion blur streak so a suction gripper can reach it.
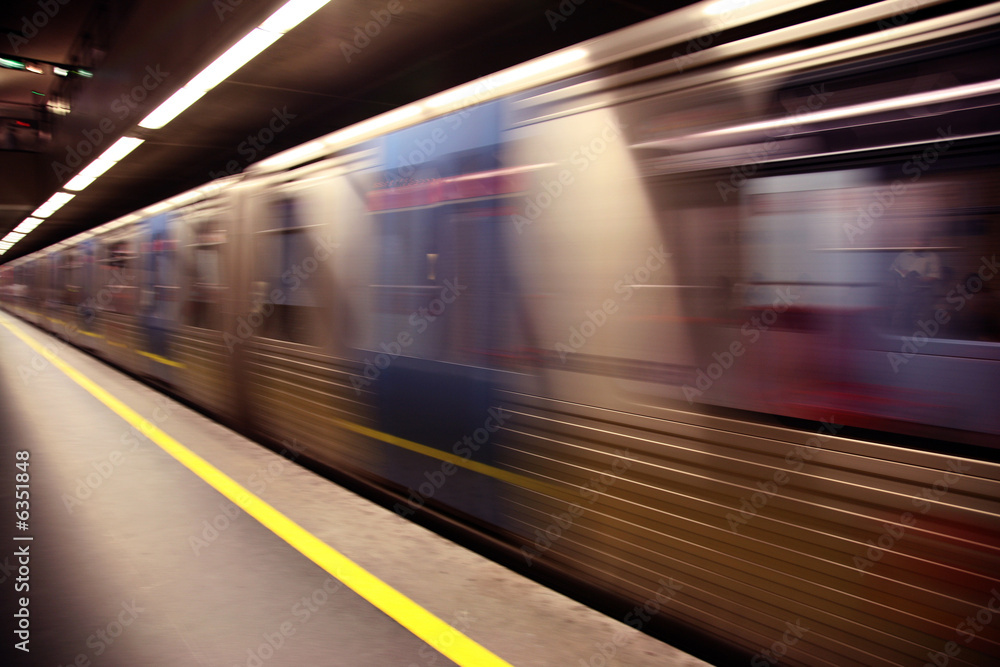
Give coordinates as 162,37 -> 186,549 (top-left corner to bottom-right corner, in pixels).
4,0 -> 1000,664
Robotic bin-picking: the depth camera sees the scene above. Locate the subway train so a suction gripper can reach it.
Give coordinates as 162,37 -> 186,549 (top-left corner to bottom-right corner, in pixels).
3,0 -> 1000,664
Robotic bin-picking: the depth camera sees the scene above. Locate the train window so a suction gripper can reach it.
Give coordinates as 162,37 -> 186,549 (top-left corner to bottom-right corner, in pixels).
57,251 -> 85,306
98,239 -> 138,313
141,217 -> 180,321
739,168 -> 1000,345
254,195 -> 324,346
862,173 -> 1000,344
185,221 -> 226,330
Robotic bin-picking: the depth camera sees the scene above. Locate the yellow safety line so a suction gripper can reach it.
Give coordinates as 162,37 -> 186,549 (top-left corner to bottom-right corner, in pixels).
331,417 -> 567,500
136,349 -> 186,368
78,330 -> 103,338
0,314 -> 513,667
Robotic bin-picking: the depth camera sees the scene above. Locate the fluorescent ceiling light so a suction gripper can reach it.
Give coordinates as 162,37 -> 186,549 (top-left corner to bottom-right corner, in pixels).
31,192 -> 76,219
100,136 -> 145,162
74,160 -> 116,182
2,232 -> 26,243
64,174 -> 98,192
13,218 -> 43,234
702,0 -> 765,16
186,29 -> 281,93
259,0 -> 331,33
139,0 -> 331,130
63,137 -> 145,192
139,87 -> 206,130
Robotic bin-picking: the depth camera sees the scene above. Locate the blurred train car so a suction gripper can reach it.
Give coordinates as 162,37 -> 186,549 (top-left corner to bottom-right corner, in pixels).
4,0 -> 1000,664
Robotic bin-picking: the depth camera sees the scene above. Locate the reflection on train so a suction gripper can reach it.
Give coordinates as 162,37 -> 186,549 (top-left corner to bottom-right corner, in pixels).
3,0 -> 1000,664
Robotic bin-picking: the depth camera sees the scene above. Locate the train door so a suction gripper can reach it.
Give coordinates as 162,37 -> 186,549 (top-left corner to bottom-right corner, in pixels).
238,161 -> 378,472
74,239 -> 100,351
173,202 -> 235,417
363,101 -> 519,523
138,213 -> 181,383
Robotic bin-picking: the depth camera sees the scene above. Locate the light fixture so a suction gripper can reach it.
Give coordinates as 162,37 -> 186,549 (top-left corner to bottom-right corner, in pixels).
64,137 -> 145,192
186,30 -> 281,94
259,0 -> 332,33
139,0 -> 331,130
2,232 -> 26,243
137,87 -> 205,130
0,56 -> 26,70
13,218 -> 43,234
31,192 -> 76,219
47,97 -> 71,115
702,0 -> 765,17
98,136 -> 145,162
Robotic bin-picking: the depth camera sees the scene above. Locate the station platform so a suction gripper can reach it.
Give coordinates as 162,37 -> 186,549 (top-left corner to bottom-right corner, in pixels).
0,310 -> 712,667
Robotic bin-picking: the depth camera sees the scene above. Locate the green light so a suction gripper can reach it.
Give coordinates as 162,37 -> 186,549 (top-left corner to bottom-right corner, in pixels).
31,90 -> 44,96
0,57 -> 26,70
76,69 -> 93,78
